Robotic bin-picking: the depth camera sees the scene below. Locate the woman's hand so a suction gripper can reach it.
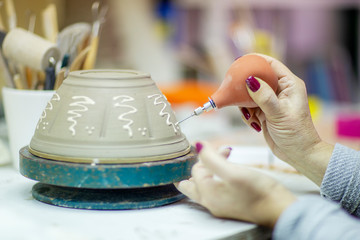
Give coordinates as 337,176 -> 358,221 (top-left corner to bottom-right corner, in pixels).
175,142 -> 296,228
240,54 -> 334,185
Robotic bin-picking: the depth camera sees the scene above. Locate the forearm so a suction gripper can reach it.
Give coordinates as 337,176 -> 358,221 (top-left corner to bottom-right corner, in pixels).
274,195 -> 360,240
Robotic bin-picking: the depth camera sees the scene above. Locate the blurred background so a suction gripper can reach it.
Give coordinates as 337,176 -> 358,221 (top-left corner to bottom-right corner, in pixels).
0,0 -> 360,149
0,0 -> 358,100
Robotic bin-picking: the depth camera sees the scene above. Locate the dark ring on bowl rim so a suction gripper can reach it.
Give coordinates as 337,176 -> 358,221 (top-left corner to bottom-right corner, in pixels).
28,145 -> 191,164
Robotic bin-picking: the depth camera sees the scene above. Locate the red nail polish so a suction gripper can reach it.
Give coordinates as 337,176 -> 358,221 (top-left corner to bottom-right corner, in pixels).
195,142 -> 203,153
241,107 -> 251,120
246,76 -> 260,92
251,122 -> 262,132
234,55 -> 242,61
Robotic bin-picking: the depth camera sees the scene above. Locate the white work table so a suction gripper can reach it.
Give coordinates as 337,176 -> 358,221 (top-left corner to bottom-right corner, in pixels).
0,113 -> 319,240
0,153 -> 319,240
1,165 -> 272,240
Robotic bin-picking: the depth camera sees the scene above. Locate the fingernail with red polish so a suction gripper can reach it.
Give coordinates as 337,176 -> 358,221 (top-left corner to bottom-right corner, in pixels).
235,56 -> 242,61
246,76 -> 260,92
251,122 -> 262,132
224,147 -> 232,158
226,147 -> 233,156
195,142 -> 203,153
241,107 -> 251,120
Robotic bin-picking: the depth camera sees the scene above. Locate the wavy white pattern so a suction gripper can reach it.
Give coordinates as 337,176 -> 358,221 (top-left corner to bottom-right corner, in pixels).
113,95 -> 138,138
148,94 -> 178,133
67,96 -> 95,136
36,93 -> 60,130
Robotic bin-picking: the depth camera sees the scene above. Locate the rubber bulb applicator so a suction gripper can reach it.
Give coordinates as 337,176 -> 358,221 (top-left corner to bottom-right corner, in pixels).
178,55 -> 278,124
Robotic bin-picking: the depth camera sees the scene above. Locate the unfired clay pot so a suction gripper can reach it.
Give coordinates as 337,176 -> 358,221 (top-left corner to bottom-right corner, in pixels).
29,70 -> 190,163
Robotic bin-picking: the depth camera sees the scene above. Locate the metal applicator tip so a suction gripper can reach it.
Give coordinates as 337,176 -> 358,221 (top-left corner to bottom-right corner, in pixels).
177,113 -> 195,125
177,98 -> 216,125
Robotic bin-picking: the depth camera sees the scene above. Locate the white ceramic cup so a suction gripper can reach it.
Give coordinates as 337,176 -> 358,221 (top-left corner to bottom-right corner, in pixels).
2,87 -> 55,169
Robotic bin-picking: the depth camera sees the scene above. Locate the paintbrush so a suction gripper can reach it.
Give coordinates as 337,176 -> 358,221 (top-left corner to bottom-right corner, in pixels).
5,0 -> 16,30
83,2 -> 108,70
42,3 -> 58,43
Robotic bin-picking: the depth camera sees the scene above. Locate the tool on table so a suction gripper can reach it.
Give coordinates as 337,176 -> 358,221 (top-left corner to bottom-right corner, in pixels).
57,22 -> 91,69
0,2 -> 13,88
0,0 -> 18,88
26,9 -> 36,33
42,3 -> 58,43
0,2 -> 106,90
70,46 -> 90,71
0,49 -> 13,88
2,28 -> 60,90
44,57 -> 56,90
177,55 -> 278,124
3,28 -> 60,72
24,9 -> 37,89
54,68 -> 66,90
0,2 -> 6,31
83,1 -> 107,70
5,0 -> 16,30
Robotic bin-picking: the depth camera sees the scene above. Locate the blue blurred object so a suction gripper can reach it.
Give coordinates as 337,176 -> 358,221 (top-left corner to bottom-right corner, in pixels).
155,0 -> 174,21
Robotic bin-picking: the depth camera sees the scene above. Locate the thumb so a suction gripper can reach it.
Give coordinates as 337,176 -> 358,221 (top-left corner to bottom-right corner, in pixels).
246,76 -> 280,116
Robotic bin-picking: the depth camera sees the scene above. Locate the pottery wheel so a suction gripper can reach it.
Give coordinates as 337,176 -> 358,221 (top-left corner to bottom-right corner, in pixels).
20,146 -> 197,210
31,183 -> 184,210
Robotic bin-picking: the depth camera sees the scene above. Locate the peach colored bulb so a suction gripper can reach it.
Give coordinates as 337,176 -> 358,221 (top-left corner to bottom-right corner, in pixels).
211,55 -> 278,108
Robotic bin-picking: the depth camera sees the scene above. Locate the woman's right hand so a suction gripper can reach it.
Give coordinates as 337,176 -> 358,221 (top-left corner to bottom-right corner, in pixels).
240,53 -> 334,185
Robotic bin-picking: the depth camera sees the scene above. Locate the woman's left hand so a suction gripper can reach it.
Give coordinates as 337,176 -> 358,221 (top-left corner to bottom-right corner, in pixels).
175,142 -> 296,228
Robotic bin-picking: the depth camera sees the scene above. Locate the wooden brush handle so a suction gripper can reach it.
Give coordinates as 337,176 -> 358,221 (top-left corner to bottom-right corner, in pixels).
83,36 -> 99,70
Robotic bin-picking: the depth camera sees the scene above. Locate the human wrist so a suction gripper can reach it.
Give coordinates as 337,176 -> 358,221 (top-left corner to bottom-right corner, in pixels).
293,140 -> 334,185
254,184 -> 297,228
306,140 -> 334,184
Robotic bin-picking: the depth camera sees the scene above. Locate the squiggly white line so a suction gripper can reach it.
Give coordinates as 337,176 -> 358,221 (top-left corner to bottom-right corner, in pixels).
36,93 -> 60,129
148,94 -> 178,133
67,96 -> 95,136
113,95 -> 137,137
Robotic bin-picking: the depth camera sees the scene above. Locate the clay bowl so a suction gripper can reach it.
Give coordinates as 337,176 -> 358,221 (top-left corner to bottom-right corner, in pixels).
29,70 -> 190,164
